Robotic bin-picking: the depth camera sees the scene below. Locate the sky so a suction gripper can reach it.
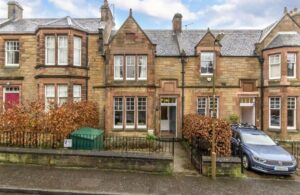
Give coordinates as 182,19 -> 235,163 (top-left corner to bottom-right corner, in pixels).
0,0 -> 299,29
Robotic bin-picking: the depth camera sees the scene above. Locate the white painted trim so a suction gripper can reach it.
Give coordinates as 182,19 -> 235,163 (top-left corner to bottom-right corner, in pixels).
269,54 -> 281,80
269,97 -> 281,129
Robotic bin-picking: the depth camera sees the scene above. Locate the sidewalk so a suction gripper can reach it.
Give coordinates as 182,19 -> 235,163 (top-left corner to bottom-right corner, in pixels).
0,164 -> 300,195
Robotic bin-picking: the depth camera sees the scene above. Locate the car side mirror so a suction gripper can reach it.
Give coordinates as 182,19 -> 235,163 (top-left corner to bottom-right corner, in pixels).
274,140 -> 279,145
237,139 -> 241,145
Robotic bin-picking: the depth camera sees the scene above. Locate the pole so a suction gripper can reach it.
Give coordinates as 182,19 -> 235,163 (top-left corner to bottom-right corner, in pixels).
211,40 -> 217,179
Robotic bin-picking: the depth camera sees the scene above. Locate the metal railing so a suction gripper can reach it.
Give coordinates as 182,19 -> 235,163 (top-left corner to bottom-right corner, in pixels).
0,131 -> 65,149
277,140 -> 300,168
0,131 -> 175,156
104,136 -> 175,155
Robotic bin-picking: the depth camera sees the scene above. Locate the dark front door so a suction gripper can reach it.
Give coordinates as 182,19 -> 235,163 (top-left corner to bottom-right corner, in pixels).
5,92 -> 20,109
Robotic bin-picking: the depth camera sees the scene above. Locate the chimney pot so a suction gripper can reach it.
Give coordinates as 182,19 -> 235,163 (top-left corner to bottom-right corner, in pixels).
7,0 -> 23,20
284,7 -> 288,14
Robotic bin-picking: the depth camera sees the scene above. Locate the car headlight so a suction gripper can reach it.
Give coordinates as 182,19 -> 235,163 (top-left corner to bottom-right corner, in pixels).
292,156 -> 297,165
253,156 -> 267,164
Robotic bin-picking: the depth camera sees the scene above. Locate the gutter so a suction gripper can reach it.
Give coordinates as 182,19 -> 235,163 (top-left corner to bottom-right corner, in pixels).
259,56 -> 264,130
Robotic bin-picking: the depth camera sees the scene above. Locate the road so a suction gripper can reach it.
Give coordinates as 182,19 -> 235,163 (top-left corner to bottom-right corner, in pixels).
0,164 -> 300,195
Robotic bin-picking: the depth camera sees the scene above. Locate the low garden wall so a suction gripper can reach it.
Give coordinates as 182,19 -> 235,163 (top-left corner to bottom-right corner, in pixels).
0,147 -> 173,173
201,156 -> 242,177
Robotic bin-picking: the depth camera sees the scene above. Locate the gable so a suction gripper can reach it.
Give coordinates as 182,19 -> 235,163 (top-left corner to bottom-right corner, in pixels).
109,16 -> 153,49
260,14 -> 300,49
195,30 -> 221,55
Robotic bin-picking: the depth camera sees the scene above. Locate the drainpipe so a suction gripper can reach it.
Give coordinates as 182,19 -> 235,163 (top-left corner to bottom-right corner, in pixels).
180,50 -> 186,134
85,36 -> 89,101
259,56 -> 264,130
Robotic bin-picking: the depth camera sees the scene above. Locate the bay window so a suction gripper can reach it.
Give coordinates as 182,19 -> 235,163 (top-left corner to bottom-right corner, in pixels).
73,37 -> 82,66
73,85 -> 82,102
269,97 -> 281,128
138,56 -> 147,80
114,56 -> 124,80
201,52 -> 214,75
45,85 -> 55,110
45,36 -> 55,65
114,97 -> 123,128
126,97 -> 135,128
138,97 -> 147,128
288,97 -> 296,129
287,53 -> 296,78
58,85 -> 68,106
126,56 -> 135,80
58,36 -> 68,65
269,54 -> 281,79
5,41 -> 19,67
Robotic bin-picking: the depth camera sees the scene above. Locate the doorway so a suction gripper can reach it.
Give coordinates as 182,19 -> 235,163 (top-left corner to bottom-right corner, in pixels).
240,97 -> 255,125
160,98 -> 177,136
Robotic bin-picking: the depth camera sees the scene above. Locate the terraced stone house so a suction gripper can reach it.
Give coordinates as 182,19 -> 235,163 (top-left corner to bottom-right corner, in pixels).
1,1 -> 300,140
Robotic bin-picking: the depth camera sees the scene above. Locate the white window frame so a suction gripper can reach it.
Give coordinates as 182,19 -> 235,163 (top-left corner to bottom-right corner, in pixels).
58,36 -> 68,65
269,54 -> 281,80
137,97 -> 147,129
287,53 -> 296,79
114,56 -> 124,80
287,97 -> 296,129
125,97 -> 135,129
45,85 -> 55,111
114,97 -> 123,129
45,36 -> 55,65
5,41 -> 20,67
73,85 -> 82,102
138,56 -> 147,80
73,37 -> 82,66
197,97 -> 207,116
126,56 -> 136,80
269,97 -> 281,129
209,96 -> 219,118
57,85 -> 68,106
200,52 -> 214,76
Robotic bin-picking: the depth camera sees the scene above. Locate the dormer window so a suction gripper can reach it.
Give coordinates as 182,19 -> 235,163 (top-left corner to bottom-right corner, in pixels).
269,54 -> 281,80
200,52 -> 214,75
287,53 -> 296,78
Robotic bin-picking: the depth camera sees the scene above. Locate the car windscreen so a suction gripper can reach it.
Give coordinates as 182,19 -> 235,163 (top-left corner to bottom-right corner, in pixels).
241,133 -> 276,146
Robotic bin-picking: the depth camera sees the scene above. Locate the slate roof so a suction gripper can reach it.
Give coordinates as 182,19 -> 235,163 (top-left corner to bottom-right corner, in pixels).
265,33 -> 300,49
142,30 -> 262,56
0,17 -> 101,34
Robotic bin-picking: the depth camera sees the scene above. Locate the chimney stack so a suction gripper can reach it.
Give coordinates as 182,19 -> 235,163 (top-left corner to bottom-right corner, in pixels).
7,0 -> 23,20
173,13 -> 183,33
290,7 -> 300,26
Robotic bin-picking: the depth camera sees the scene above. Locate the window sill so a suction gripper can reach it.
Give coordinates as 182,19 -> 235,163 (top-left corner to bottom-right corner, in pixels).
4,66 -> 20,69
268,128 -> 281,132
112,129 -> 148,132
287,129 -> 299,133
35,65 -> 89,70
200,73 -> 213,77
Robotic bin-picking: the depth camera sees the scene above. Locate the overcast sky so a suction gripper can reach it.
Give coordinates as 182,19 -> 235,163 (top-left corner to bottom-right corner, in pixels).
0,0 -> 299,29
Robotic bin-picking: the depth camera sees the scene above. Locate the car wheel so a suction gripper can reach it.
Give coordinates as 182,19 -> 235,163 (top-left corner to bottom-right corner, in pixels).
243,155 -> 251,170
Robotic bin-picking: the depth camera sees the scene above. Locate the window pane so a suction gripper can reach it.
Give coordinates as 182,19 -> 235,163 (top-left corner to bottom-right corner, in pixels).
45,36 -> 55,65
209,97 -> 219,117
74,37 -> 81,66
126,56 -> 135,79
269,55 -> 281,79
58,36 -> 68,65
114,56 -> 123,79
270,110 -> 280,127
201,52 -> 214,74
197,97 -> 206,116
287,110 -> 295,127
138,97 -> 147,127
45,85 -> 55,110
58,85 -> 68,106
287,53 -> 296,77
73,85 -> 81,102
138,56 -> 147,79
5,41 -> 19,66
114,97 -> 123,127
126,97 -> 135,127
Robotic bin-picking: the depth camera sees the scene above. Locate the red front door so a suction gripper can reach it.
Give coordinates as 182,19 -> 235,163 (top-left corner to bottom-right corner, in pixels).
5,93 -> 20,109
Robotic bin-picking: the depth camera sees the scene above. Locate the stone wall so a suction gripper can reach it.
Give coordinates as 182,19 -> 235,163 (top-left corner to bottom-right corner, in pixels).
0,147 -> 173,173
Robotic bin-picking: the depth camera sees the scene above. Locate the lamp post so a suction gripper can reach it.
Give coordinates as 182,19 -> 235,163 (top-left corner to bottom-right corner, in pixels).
210,32 -> 224,179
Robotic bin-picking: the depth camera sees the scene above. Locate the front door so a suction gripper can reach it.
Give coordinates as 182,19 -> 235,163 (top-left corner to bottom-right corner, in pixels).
4,87 -> 20,109
160,98 -> 177,135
